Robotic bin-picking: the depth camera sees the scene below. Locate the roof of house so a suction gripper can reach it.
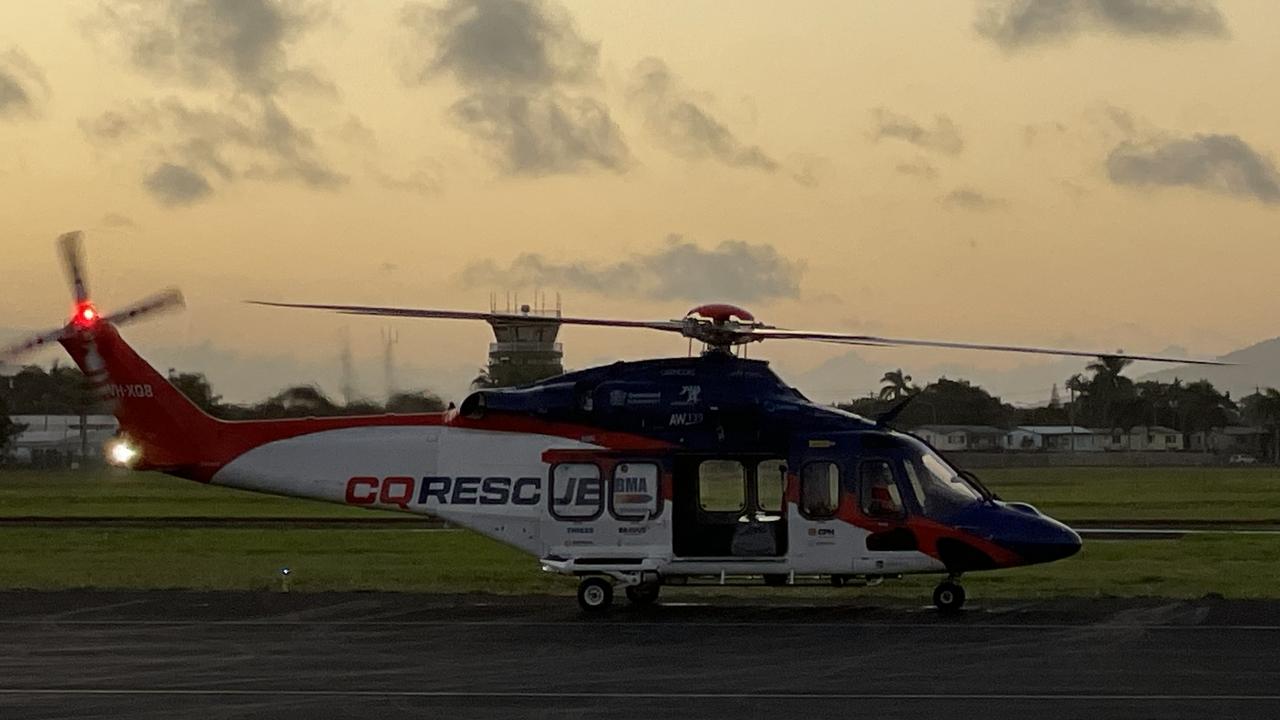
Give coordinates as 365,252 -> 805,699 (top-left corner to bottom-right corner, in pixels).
915,425 -> 1006,435
1014,425 -> 1095,435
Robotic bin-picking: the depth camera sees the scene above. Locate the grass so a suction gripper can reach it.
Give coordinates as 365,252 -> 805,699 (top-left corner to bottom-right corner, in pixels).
0,526 -> 1276,599
2,466 -> 1279,598
980,466 -> 1280,522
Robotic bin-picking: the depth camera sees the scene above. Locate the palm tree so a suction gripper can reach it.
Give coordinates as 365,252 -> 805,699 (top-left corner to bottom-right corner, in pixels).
879,369 -> 917,401
1085,355 -> 1135,430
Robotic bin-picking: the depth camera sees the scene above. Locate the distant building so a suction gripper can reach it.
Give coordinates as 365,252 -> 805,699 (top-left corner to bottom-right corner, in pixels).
1188,426 -> 1269,456
915,425 -> 1006,452
7,415 -> 118,467
1004,426 -> 1103,452
477,295 -> 565,389
1100,426 -> 1183,452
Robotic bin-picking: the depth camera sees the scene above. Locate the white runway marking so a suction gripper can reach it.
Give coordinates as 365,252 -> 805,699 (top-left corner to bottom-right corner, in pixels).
1,689 -> 1279,701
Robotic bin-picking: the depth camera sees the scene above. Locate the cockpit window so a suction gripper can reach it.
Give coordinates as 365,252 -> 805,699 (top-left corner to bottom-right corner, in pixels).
901,447 -> 981,517
860,460 -> 903,518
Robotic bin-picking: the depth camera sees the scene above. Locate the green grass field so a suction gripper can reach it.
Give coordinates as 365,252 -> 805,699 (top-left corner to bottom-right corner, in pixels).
1,466 -> 1279,598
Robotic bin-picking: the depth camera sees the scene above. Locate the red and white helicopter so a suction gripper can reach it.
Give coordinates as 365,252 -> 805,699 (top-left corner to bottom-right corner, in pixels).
3,234 -> 1226,612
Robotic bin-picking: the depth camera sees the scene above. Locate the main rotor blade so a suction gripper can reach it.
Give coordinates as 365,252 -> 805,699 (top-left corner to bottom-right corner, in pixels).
0,326 -> 70,363
58,230 -> 89,304
752,329 -> 1230,366
103,288 -> 186,327
247,301 -> 685,333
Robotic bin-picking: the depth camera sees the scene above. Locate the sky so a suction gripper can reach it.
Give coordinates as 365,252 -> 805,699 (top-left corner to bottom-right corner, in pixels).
2,0 -> 1278,404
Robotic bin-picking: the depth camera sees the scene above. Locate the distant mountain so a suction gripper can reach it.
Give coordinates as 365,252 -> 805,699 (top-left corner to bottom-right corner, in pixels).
1140,336 -> 1280,398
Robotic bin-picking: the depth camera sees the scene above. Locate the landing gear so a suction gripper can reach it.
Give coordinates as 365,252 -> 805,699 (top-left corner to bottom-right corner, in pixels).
577,577 -> 614,613
932,579 -> 966,613
624,582 -> 661,606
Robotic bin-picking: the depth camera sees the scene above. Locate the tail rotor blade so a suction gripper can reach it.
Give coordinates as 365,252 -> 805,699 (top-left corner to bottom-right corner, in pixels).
58,231 -> 90,304
103,288 -> 186,327
0,327 -> 70,364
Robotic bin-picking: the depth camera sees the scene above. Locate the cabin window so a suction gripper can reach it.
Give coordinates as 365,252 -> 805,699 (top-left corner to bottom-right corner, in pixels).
800,462 -> 840,518
698,460 -> 745,512
756,459 -> 786,512
550,463 -> 603,520
611,462 -> 660,520
861,460 -> 904,518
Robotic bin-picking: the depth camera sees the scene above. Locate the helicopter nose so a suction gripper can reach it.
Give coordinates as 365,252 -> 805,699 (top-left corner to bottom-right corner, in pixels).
1002,518 -> 1082,566
1013,523 -> 1082,565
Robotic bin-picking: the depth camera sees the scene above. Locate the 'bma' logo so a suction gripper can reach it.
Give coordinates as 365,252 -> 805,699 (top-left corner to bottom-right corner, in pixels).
108,384 -> 154,399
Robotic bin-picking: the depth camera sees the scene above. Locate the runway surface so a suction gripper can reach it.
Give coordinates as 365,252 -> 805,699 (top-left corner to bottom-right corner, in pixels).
2,591 -> 1279,719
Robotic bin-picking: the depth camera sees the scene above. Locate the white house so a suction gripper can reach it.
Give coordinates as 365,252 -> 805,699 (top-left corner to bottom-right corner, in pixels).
1099,426 -> 1183,452
1004,426 -> 1103,452
7,415 -> 119,466
915,425 -> 1006,452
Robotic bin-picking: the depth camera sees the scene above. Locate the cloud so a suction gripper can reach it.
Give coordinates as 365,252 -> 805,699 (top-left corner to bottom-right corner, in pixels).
1106,134 -> 1280,204
449,91 -> 629,175
627,57 -> 779,173
942,187 -> 1008,210
399,0 -> 598,89
83,96 -> 346,204
92,0 -> 325,96
144,163 -> 214,205
460,234 -> 805,302
86,1 -> 344,203
0,48 -> 49,119
896,157 -> 938,179
976,0 -> 1229,50
398,0 -> 628,176
101,212 -> 138,229
870,108 -> 963,155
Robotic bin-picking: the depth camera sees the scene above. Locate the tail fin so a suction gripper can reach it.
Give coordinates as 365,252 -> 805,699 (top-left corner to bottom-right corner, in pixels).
60,324 -> 220,474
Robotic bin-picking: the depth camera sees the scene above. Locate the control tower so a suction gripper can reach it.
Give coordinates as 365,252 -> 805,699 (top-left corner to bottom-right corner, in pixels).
474,292 -> 565,388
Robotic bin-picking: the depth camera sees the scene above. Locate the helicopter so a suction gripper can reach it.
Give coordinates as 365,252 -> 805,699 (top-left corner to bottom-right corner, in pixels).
2,234 -> 1228,612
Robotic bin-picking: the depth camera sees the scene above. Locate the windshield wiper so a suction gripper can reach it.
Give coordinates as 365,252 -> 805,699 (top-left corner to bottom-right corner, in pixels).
960,470 -> 999,503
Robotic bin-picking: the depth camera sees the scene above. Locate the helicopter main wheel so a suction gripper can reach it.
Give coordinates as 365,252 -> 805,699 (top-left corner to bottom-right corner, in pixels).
932,581 -> 966,613
577,577 -> 614,613
624,582 -> 661,606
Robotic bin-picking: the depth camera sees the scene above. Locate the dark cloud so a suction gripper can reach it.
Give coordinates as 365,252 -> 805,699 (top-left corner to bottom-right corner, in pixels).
83,97 -> 347,203
1106,134 -> 1280,204
460,235 -> 805,302
0,48 -> 49,119
399,0 -> 628,177
86,1 -> 344,203
870,108 -> 963,155
399,0 -> 598,89
942,187 -> 1007,210
627,57 -> 779,173
93,0 -> 324,96
370,165 -> 443,196
449,92 -> 629,175
144,163 -> 213,205
896,157 -> 938,179
976,0 -> 1229,50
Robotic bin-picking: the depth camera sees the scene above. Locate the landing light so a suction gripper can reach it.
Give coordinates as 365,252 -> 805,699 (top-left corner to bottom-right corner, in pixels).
108,440 -> 139,466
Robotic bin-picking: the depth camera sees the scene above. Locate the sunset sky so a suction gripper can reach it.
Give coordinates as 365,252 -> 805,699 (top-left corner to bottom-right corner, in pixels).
2,1 -> 1278,403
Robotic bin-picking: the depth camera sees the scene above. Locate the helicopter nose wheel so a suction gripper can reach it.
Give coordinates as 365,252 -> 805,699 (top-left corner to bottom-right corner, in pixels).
577,577 -> 614,613
932,579 -> 966,613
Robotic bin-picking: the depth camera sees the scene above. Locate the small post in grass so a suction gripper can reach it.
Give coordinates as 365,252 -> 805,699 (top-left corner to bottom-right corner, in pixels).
279,566 -> 291,593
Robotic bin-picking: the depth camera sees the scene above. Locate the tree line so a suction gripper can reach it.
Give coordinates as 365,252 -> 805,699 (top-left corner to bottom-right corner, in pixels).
0,364 -> 447,455
843,356 -> 1280,437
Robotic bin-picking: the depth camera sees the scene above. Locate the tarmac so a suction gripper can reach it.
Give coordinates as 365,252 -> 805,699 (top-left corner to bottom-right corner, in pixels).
1,591 -> 1279,719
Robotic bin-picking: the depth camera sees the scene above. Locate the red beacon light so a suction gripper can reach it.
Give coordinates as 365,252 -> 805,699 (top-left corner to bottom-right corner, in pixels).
73,302 -> 99,328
